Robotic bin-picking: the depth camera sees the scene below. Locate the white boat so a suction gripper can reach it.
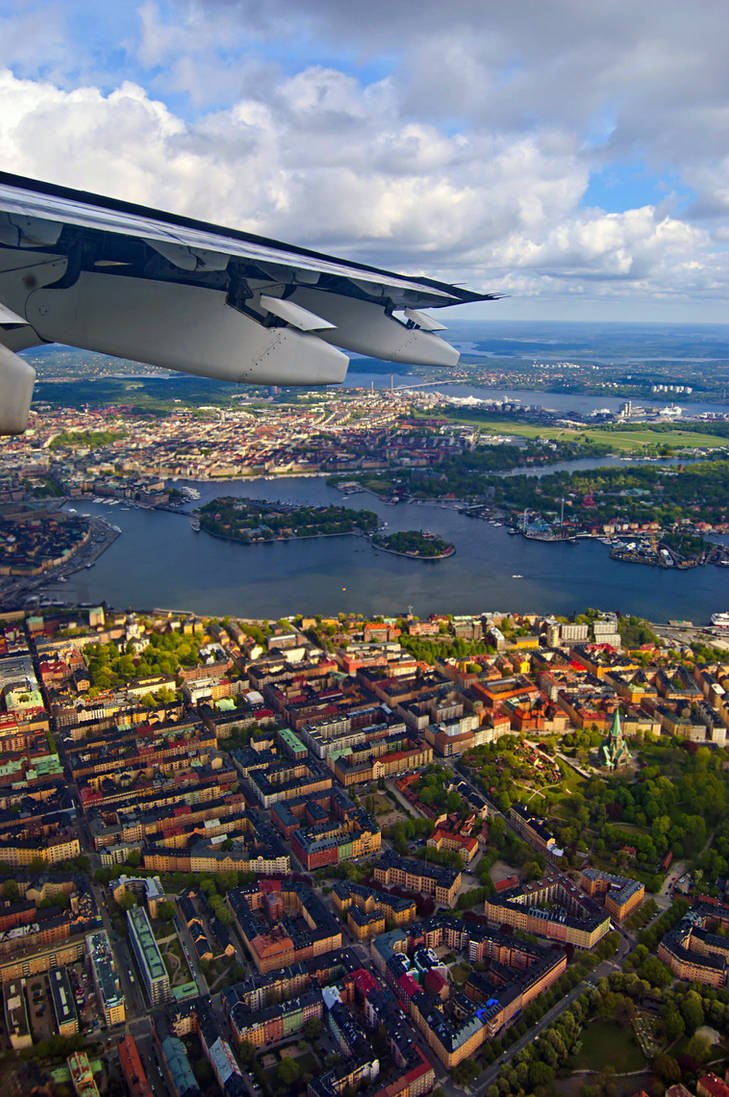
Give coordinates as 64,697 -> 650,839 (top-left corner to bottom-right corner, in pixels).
711,612 -> 729,629
512,574 -> 524,579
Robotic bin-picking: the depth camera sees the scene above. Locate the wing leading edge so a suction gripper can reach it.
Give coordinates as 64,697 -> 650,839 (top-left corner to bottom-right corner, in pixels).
0,172 -> 501,434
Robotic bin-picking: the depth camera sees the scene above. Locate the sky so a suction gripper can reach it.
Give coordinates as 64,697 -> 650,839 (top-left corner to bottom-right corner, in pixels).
2,0 -> 729,323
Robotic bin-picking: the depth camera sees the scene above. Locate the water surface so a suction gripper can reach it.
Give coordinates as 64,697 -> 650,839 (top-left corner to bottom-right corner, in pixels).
50,474 -> 729,622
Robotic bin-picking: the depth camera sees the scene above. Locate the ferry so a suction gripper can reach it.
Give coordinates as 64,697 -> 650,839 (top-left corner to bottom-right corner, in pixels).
711,612 -> 729,629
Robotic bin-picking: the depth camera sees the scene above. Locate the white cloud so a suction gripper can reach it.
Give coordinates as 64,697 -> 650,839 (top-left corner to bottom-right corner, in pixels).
0,4 -> 69,79
1,0 -> 729,318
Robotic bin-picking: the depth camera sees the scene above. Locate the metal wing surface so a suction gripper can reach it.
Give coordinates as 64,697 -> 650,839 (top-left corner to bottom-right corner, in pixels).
0,172 -> 500,434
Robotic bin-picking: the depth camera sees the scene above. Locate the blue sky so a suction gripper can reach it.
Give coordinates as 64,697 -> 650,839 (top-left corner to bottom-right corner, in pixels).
2,0 -> 729,321
582,164 -> 696,217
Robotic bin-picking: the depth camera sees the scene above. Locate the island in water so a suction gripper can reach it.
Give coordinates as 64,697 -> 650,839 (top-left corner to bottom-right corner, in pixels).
371,528 -> 455,560
198,499 -> 456,561
198,496 -> 379,542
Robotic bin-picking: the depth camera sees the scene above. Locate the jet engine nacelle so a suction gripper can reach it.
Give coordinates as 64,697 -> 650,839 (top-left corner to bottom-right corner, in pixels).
290,289 -> 460,367
24,273 -> 349,386
0,344 -> 36,434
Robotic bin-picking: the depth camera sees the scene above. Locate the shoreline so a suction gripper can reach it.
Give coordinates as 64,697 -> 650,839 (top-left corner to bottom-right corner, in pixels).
195,521 -> 458,561
18,475 -> 728,622
199,524 -> 369,546
371,539 -> 456,562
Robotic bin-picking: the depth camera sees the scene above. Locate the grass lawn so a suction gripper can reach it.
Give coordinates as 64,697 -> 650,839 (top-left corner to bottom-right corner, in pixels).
366,792 -> 397,815
571,1020 -> 646,1073
670,1029 -> 726,1061
556,1072 -> 654,1097
547,802 -> 573,823
296,1052 -> 319,1075
159,939 -> 192,987
262,1066 -> 280,1093
450,962 -> 472,986
426,414 -> 580,441
557,764 -> 586,792
582,427 -> 729,451
420,411 -> 729,452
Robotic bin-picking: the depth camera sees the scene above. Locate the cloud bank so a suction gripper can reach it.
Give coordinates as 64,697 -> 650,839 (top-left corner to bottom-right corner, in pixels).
1,0 -> 728,320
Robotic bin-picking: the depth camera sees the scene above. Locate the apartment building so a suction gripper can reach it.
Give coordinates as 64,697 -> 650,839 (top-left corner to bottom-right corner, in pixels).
484,874 -> 610,949
332,882 -> 416,941
579,867 -> 644,921
127,906 -> 171,1007
373,852 -> 461,907
49,966 -> 79,1037
658,903 -> 729,987
228,883 -> 342,974
86,930 -> 125,1026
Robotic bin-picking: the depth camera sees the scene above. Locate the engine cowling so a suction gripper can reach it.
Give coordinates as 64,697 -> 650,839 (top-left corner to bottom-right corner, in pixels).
24,273 -> 349,386
0,344 -> 36,434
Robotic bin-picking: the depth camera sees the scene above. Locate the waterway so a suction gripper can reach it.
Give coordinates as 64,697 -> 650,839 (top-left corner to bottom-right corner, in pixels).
348,368 -> 729,418
47,467 -> 729,622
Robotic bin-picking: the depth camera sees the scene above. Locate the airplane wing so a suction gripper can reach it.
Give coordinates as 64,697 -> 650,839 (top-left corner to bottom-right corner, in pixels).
0,172 -> 500,434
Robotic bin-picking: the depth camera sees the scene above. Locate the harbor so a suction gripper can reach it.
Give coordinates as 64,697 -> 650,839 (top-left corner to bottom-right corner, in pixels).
13,473 -> 728,625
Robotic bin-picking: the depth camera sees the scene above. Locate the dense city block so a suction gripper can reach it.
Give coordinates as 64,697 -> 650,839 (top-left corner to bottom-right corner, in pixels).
0,600 -> 727,1097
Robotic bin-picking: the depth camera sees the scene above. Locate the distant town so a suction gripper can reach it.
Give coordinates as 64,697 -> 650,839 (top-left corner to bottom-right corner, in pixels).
0,599 -> 728,1097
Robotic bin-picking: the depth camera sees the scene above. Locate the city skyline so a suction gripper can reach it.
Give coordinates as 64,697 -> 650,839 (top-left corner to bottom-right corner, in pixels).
2,1 -> 729,322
